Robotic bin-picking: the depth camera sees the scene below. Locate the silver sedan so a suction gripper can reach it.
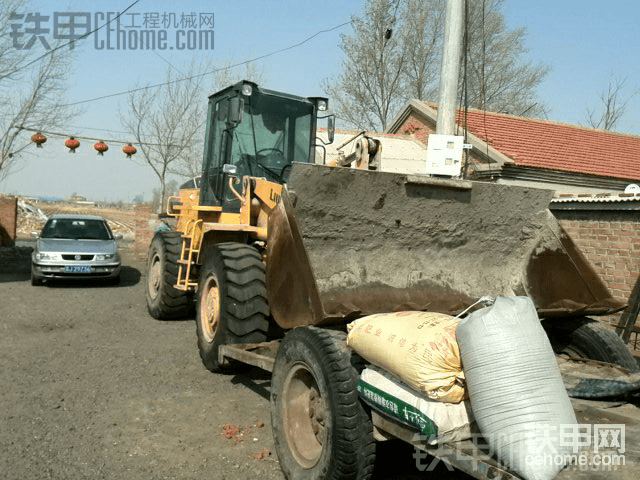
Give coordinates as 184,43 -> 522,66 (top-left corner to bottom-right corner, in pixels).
31,214 -> 122,285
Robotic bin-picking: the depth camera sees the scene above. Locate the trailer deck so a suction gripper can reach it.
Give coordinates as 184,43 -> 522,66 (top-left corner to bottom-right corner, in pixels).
221,341 -> 640,480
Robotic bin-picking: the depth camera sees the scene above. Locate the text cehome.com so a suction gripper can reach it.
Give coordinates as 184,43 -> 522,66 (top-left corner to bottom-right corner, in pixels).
9,11 -> 214,51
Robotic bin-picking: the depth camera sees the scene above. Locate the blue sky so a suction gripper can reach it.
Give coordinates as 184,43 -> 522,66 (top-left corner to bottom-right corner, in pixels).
504,0 -> 640,131
2,0 -> 639,201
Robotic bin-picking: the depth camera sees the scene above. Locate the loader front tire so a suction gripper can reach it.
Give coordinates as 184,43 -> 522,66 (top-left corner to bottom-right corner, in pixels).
544,317 -> 639,372
146,230 -> 194,320
271,327 -> 376,480
196,243 -> 269,373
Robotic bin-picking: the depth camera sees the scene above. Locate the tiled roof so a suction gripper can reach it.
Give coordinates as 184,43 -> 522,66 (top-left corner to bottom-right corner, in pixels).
456,108 -> 640,181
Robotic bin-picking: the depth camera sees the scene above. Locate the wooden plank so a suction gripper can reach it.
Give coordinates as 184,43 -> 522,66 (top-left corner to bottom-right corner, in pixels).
218,341 -> 280,372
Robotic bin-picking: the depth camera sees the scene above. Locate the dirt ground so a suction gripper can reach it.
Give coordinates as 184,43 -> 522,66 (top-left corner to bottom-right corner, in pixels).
17,202 -> 138,239
0,243 -> 469,480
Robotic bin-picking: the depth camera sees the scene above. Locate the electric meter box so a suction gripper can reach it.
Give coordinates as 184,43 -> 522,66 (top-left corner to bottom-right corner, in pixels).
426,134 -> 464,176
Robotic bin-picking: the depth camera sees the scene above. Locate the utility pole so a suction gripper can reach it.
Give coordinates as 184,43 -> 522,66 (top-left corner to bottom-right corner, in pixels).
436,0 -> 464,135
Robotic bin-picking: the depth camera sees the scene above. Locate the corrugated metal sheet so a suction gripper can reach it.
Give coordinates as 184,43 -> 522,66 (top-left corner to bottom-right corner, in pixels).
551,194 -> 640,204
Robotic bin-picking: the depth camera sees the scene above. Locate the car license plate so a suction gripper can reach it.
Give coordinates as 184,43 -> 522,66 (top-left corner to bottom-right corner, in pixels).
64,265 -> 92,273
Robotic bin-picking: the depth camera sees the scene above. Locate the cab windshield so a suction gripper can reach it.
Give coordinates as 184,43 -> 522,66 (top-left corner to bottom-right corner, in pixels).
229,94 -> 313,182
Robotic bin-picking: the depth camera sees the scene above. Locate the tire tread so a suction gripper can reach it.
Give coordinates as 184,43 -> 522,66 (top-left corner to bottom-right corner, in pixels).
146,230 -> 194,320
544,317 -> 638,372
272,327 -> 375,480
196,243 -> 270,372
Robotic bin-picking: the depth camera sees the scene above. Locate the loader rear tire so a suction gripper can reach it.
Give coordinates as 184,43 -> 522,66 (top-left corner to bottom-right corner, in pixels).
543,317 -> 639,372
271,327 -> 376,480
146,231 -> 194,320
196,243 -> 270,373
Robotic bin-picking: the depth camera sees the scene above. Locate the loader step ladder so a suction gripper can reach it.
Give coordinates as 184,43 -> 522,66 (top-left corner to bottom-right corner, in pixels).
175,219 -> 202,291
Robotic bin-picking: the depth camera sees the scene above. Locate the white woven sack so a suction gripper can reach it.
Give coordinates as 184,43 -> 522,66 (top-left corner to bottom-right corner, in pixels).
456,296 -> 577,480
359,366 -> 474,444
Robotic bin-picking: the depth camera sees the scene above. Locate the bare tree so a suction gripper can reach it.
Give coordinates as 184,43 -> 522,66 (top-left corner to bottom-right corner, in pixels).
150,179 -> 179,213
464,0 -> 549,117
324,0 -> 549,131
213,60 -> 267,91
401,0 -> 445,102
0,0 -> 75,180
585,77 -> 633,131
120,60 -> 267,211
324,0 -> 408,131
120,61 -> 210,211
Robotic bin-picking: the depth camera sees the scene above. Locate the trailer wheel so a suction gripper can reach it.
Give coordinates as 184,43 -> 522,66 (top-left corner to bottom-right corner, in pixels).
196,243 -> 269,373
271,327 -> 375,480
146,231 -> 194,319
543,317 -> 639,372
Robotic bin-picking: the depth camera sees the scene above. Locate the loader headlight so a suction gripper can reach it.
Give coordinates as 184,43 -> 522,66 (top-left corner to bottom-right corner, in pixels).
241,84 -> 253,96
317,99 -> 327,111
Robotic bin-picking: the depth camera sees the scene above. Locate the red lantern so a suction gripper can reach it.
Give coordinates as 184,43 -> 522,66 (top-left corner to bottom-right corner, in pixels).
31,132 -> 47,148
122,143 -> 137,158
94,140 -> 108,156
65,136 -> 80,153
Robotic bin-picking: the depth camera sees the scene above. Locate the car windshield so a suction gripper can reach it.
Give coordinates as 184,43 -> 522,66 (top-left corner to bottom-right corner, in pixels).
41,218 -> 112,240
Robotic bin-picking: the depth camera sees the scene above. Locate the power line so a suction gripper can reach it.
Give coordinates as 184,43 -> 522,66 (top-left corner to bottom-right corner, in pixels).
62,20 -> 353,107
0,0 -> 141,81
64,125 -> 133,135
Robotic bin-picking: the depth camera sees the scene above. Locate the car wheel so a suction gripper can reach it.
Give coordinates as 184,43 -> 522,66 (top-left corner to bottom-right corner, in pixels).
31,267 -> 43,286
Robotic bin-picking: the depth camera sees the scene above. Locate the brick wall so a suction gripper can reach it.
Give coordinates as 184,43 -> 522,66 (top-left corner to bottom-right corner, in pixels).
397,114 -> 433,144
553,210 -> 640,303
0,196 -> 18,246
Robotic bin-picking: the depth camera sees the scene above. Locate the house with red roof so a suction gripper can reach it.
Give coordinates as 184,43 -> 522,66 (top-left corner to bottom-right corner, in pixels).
387,100 -> 640,328
387,100 -> 640,194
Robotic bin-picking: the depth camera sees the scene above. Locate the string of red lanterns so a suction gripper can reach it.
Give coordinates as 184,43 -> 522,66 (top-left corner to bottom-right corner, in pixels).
30,132 -> 138,158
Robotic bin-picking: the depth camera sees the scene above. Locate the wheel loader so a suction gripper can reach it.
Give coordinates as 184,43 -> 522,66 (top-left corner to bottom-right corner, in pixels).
145,81 -> 638,479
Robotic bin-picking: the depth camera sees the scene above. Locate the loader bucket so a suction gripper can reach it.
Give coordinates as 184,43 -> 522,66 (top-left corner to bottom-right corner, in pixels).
265,164 -> 625,328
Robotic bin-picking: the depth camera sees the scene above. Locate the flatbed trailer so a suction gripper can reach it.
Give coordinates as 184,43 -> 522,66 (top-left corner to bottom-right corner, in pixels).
220,339 -> 640,480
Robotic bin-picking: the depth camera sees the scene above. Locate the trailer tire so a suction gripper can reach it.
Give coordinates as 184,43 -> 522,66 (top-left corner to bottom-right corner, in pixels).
146,231 -> 194,319
543,317 -> 639,372
271,327 -> 376,480
196,243 -> 269,373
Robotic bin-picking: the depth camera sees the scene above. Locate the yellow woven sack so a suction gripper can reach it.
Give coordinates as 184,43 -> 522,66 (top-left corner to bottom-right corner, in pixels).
347,311 -> 465,403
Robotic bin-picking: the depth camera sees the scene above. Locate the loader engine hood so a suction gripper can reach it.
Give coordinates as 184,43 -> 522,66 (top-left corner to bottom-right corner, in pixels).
265,164 -> 625,328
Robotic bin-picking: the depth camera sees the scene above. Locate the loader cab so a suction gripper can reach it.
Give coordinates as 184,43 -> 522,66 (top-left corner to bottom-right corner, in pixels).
200,80 -> 330,210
